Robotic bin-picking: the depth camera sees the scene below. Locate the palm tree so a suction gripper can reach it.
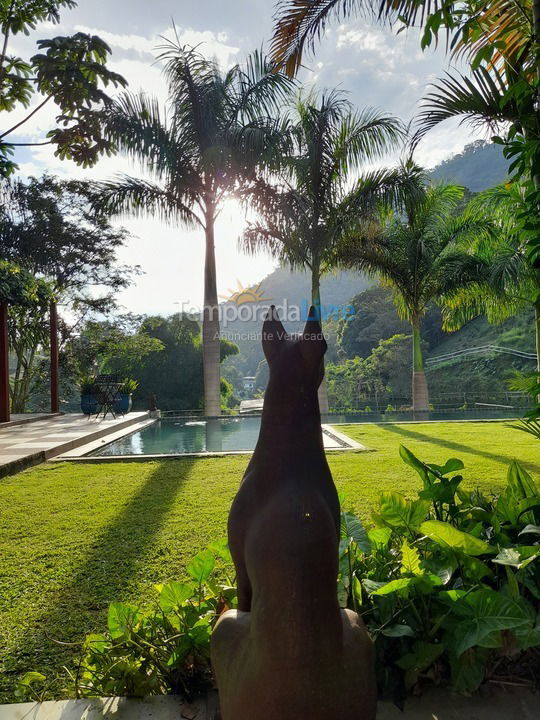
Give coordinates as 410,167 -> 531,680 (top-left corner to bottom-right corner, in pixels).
270,0 -> 535,80
271,0 -> 540,266
242,90 -> 405,411
337,181 -> 489,410
95,43 -> 292,415
443,183 -> 540,371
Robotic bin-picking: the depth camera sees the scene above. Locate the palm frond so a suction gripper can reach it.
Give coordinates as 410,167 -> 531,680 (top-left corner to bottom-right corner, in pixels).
417,66 -> 517,137
270,0 -> 445,76
92,176 -> 201,228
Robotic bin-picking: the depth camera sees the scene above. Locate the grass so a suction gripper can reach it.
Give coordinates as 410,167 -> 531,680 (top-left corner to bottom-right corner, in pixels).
0,420 -> 538,702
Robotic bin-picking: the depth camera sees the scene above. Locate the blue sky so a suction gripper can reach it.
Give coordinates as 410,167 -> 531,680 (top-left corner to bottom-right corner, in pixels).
7,1 -> 483,315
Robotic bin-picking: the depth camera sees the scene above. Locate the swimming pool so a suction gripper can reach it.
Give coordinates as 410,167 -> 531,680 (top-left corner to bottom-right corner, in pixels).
89,408 -> 521,457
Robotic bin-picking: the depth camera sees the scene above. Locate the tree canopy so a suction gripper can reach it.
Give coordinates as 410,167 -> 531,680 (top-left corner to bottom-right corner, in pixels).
0,0 -> 127,176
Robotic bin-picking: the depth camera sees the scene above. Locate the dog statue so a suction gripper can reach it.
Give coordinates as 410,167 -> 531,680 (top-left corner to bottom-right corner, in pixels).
211,306 -> 376,719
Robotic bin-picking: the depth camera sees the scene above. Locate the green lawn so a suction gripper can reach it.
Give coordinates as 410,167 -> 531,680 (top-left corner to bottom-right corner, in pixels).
0,420 -> 538,702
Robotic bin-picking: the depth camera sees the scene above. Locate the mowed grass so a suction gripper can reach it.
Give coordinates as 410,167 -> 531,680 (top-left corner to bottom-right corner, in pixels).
0,420 -> 538,701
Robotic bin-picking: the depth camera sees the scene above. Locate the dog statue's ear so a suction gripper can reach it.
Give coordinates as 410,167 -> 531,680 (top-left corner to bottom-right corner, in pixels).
262,305 -> 288,363
299,305 -> 327,367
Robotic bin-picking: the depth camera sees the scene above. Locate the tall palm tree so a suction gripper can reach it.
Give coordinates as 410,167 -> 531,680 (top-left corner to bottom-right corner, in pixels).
95,43 -> 292,415
443,183 -> 540,371
337,181 -> 489,410
242,90 -> 405,411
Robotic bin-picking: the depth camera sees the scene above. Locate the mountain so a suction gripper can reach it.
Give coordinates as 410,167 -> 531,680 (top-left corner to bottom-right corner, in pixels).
220,268 -> 372,379
430,140 -> 509,192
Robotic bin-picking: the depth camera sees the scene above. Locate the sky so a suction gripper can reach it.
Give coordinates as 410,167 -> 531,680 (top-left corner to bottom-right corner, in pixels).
7,0 -> 484,316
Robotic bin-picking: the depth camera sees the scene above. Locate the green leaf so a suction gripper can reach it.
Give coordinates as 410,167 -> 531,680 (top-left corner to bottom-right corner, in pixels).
420,520 -> 494,556
507,461 -> 537,499
381,624 -> 415,637
519,524 -> 540,537
107,602 -> 143,640
341,511 -> 372,554
450,647 -> 489,693
493,547 -> 540,570
450,589 -> 531,655
401,539 -> 422,576
159,581 -> 195,611
372,577 -> 415,596
399,445 -> 429,482
187,549 -> 215,583
18,672 -> 46,687
367,526 -> 392,550
428,458 -> 464,475
378,492 -> 430,530
207,538 -> 233,564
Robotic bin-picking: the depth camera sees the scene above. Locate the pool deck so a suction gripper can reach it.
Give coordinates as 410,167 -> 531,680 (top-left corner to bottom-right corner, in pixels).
0,412 -> 150,478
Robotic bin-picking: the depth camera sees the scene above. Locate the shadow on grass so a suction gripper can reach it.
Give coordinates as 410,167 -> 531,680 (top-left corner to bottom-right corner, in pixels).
1,458 -> 196,700
378,424 -> 540,475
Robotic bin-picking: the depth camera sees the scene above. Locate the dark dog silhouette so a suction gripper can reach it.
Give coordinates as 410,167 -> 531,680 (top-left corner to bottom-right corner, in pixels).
211,306 -> 376,720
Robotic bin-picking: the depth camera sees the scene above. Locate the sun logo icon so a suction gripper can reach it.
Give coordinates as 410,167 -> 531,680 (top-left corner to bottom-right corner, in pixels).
220,280 -> 272,306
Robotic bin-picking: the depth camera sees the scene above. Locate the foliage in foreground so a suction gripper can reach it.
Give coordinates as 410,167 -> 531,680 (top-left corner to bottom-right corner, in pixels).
17,447 -> 540,704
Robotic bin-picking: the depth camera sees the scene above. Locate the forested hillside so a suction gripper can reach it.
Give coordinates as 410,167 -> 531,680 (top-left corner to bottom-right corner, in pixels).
430,140 -> 508,191
222,141 -> 524,406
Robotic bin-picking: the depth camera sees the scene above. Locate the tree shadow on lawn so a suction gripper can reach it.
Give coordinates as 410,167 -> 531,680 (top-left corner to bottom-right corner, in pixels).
2,458 -> 198,699
378,424 -> 540,475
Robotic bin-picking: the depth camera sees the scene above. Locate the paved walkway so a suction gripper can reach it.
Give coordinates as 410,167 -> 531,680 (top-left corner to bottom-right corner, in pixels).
0,686 -> 536,719
0,413 -> 149,478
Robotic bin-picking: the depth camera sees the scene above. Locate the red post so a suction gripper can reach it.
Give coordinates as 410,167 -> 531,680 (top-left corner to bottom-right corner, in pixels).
50,301 -> 59,413
0,302 -> 10,423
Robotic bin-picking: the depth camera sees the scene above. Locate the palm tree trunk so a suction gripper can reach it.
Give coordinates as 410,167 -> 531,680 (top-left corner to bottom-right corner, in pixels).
411,315 -> 429,411
311,262 -> 329,414
535,298 -> 540,373
202,199 -> 221,417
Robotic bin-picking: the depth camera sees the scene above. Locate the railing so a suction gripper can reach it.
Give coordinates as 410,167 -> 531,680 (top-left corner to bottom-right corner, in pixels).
425,345 -> 537,367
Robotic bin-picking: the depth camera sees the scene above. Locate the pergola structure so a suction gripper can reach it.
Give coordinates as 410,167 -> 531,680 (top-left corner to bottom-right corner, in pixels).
0,263 -> 58,424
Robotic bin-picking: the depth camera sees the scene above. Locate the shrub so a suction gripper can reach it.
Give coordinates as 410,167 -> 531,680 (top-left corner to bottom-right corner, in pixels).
338,445 -> 540,704
74,540 -> 236,699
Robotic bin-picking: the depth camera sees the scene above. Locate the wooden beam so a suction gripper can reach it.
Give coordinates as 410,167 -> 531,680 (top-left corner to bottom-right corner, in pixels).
50,301 -> 59,414
0,302 -> 10,423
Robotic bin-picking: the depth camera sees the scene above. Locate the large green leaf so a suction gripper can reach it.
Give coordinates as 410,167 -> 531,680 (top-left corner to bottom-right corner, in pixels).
187,549 -> 215,583
447,589 -> 531,655
107,602 -> 143,640
207,538 -> 233,564
367,526 -> 392,550
159,581 -> 195,611
377,492 -> 430,530
507,461 -> 537,499
341,511 -> 372,554
493,546 -> 540,570
400,538 -> 422,576
399,444 -> 429,483
372,577 -> 415,596
420,520 -> 494,556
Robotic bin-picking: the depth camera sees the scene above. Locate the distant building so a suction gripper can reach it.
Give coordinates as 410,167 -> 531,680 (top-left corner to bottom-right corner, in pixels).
242,376 -> 256,393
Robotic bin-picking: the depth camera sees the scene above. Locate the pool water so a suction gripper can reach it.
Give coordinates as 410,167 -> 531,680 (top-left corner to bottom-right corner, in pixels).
93,417 -> 263,455
91,408 -> 521,457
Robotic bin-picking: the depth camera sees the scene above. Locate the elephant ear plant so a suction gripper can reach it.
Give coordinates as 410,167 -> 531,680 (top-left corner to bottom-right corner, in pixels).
338,445 -> 540,705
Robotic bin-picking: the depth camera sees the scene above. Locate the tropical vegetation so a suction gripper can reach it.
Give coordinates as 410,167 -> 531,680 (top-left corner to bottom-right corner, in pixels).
337,179 -> 490,410
0,175 -> 136,411
95,43 -> 292,416
0,0 -> 127,176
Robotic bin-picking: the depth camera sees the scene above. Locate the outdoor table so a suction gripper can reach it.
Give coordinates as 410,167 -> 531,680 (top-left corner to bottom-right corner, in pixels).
94,375 -> 122,419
